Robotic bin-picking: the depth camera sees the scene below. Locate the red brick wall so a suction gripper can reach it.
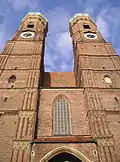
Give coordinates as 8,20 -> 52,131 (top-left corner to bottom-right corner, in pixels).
31,143 -> 98,162
37,88 -> 90,137
43,72 -> 76,87
0,114 -> 18,162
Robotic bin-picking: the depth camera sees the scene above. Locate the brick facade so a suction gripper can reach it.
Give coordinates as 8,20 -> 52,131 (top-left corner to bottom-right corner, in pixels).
0,12 -> 47,162
0,12 -> 120,162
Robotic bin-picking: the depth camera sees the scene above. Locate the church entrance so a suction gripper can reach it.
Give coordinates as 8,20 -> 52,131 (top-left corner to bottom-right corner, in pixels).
48,152 -> 82,162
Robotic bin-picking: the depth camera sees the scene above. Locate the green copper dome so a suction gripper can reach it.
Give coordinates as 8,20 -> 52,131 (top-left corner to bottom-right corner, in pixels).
69,13 -> 90,25
22,12 -> 48,22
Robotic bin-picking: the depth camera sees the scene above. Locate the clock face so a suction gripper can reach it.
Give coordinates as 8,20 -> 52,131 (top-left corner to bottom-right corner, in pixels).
84,33 -> 97,39
21,31 -> 35,38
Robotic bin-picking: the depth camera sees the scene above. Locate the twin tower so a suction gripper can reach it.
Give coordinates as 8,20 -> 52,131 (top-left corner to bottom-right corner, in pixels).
0,12 -> 120,162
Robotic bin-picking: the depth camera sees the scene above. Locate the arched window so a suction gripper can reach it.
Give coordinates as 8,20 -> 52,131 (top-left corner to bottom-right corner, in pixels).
53,96 -> 71,135
8,75 -> 16,83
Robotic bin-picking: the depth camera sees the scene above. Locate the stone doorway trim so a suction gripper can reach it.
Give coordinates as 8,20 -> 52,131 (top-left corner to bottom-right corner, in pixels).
40,146 -> 91,162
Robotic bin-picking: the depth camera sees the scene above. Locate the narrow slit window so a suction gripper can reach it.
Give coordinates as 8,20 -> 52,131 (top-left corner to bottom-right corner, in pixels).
53,96 -> 71,135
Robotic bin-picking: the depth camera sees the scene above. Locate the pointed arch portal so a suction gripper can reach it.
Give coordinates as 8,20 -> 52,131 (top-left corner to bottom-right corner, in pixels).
40,146 -> 91,162
48,152 -> 82,162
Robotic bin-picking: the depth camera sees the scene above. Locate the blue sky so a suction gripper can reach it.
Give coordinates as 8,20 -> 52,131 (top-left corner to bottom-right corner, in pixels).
0,0 -> 120,72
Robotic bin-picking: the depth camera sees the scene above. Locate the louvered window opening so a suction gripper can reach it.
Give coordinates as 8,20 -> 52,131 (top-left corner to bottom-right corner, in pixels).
53,97 -> 71,135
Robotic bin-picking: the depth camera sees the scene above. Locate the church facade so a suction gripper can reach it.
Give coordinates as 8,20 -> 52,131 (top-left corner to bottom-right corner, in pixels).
0,12 -> 120,162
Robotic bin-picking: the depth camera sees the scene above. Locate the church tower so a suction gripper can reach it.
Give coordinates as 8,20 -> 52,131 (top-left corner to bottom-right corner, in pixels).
0,12 -> 48,161
69,14 -> 120,161
0,12 -> 120,162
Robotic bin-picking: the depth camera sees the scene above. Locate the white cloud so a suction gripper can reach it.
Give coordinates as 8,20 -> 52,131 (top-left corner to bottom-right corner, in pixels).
8,0 -> 39,10
0,32 -> 6,53
56,32 -> 72,50
0,14 -> 4,25
115,48 -> 120,56
0,15 -> 14,53
45,7 -> 73,72
96,14 -> 110,40
55,32 -> 73,62
45,31 -> 73,72
44,51 -> 56,70
46,7 -> 71,33
60,60 -> 73,72
0,24 -> 11,53
84,7 -> 94,16
95,7 -> 120,55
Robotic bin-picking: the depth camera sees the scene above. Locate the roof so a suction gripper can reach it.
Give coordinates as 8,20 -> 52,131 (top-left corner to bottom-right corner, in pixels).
22,12 -> 48,22
69,13 -> 91,25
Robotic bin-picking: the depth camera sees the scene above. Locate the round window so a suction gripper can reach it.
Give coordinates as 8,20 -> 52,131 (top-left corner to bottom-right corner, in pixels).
104,76 -> 112,84
21,31 -> 35,38
84,33 -> 97,39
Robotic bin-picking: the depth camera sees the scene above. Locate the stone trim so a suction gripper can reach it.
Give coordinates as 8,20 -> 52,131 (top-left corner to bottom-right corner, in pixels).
13,141 -> 30,150
40,146 -> 91,162
33,136 -> 95,143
